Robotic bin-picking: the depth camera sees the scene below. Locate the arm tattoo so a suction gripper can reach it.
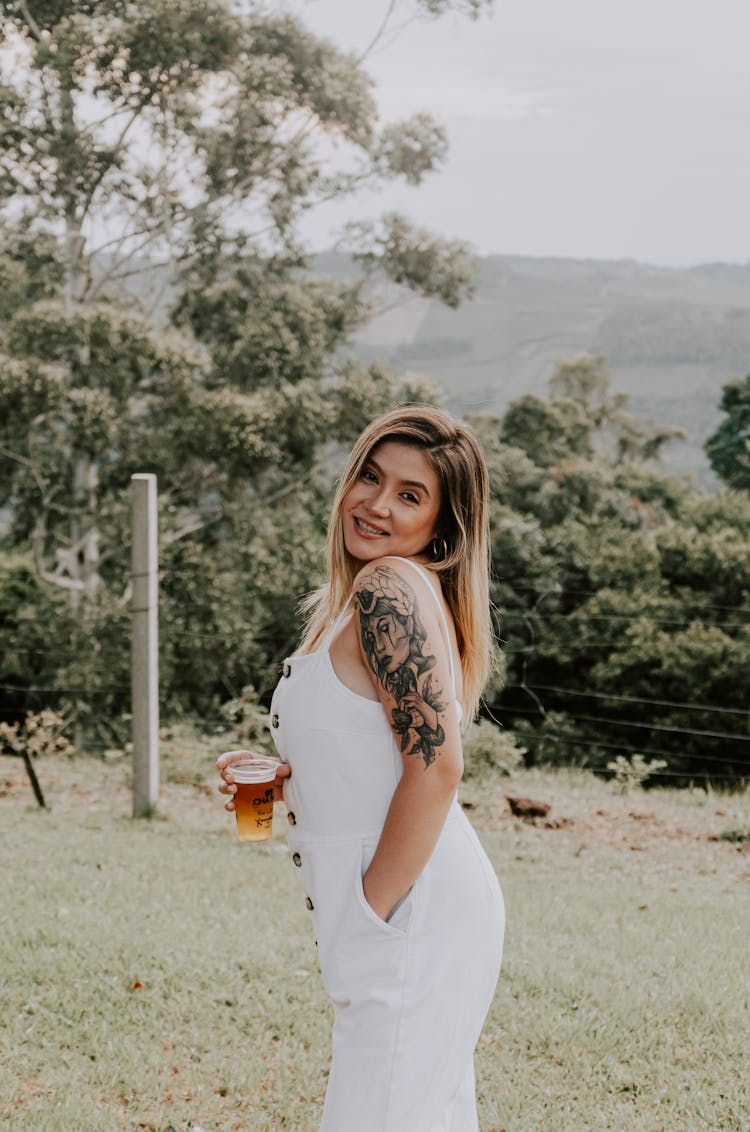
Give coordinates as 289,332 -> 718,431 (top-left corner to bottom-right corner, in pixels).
354,565 -> 447,768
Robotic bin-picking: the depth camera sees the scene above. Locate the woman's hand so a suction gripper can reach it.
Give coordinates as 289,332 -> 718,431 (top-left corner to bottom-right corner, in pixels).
216,749 -> 291,811
400,691 -> 439,731
362,871 -> 408,924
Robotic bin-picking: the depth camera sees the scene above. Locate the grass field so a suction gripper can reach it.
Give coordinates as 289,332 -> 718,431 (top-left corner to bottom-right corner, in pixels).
1,731 -> 749,1132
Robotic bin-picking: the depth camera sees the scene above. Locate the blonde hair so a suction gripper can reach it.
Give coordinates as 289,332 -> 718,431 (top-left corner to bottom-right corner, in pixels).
299,404 -> 493,722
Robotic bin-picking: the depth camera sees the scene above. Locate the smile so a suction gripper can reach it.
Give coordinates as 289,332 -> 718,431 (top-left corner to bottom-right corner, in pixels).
354,516 -> 389,537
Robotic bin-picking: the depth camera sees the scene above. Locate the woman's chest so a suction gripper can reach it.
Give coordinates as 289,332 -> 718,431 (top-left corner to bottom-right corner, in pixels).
270,646 -> 390,758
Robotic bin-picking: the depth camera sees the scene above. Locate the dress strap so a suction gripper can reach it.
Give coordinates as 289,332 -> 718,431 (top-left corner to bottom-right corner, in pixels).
379,556 -> 458,697
321,596 -> 352,650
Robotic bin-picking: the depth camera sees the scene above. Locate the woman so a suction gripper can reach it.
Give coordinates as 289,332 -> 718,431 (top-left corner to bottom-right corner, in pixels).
218,405 -> 505,1132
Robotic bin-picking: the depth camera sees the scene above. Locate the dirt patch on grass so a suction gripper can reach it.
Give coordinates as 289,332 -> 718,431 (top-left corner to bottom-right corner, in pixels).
462,767 -> 750,883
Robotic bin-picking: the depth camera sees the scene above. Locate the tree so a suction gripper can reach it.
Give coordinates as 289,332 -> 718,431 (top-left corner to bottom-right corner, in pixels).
501,355 -> 686,468
475,364 -> 750,784
705,375 -> 750,490
0,0 -> 490,725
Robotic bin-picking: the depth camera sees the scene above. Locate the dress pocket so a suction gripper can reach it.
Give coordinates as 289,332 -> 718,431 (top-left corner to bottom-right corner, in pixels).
354,846 -> 415,938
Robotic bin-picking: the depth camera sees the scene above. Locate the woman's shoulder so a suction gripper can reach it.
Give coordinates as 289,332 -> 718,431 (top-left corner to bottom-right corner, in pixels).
351,556 -> 449,626
352,556 -> 462,702
353,554 -> 438,585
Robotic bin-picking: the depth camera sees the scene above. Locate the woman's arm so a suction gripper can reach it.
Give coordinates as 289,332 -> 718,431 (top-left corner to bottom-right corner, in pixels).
352,559 -> 463,921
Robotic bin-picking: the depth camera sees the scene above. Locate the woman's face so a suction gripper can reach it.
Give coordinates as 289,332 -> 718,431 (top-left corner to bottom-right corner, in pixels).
369,609 -> 411,674
341,440 -> 442,564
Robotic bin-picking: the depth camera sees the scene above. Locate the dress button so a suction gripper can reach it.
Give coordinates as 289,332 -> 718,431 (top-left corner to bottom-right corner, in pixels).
282,662 -> 291,678
271,713 -> 279,728
305,896 -> 314,911
292,852 -> 302,867
287,811 -> 297,826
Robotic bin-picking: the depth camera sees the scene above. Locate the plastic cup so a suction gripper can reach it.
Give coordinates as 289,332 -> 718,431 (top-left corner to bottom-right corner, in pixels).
227,757 -> 279,843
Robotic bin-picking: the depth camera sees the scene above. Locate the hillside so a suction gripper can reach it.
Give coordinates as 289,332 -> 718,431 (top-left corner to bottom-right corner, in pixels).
324,253 -> 750,489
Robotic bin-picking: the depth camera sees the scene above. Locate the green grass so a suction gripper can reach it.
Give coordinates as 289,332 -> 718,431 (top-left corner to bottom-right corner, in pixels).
1,739 -> 749,1131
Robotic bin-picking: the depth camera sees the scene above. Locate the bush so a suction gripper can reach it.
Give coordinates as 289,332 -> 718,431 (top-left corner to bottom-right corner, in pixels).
462,719 -> 525,779
0,708 -> 73,760
0,556 -> 70,722
606,754 -> 668,793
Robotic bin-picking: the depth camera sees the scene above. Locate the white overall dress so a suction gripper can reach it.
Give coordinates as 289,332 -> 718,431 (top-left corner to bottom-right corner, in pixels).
269,558 -> 505,1132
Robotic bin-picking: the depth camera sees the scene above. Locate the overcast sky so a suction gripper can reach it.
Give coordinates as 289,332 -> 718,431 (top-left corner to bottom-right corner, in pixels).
284,0 -> 750,265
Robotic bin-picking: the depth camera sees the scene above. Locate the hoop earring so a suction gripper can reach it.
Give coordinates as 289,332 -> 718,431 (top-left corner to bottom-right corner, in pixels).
431,536 -> 449,562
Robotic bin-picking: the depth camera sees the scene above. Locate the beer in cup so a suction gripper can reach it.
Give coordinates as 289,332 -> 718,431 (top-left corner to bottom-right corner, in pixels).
227,757 -> 279,843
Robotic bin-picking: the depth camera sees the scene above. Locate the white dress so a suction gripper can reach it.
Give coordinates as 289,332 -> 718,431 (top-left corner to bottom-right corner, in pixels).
269,557 -> 505,1132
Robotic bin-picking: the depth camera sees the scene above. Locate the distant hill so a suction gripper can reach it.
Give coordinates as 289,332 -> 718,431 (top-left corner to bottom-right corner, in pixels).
317,253 -> 750,490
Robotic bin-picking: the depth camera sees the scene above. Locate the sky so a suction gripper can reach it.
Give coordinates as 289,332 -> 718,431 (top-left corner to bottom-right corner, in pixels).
284,0 -> 750,266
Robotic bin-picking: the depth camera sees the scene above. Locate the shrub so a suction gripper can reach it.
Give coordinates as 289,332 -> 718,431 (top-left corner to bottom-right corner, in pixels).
462,719 -> 525,779
606,754 -> 667,793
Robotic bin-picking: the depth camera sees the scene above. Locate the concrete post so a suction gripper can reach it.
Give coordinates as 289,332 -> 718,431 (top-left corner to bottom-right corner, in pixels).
131,473 -> 159,816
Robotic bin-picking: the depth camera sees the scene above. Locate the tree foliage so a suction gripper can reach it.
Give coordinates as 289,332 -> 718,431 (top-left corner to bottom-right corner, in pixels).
0,0 -> 490,731
501,355 -> 686,467
476,360 -> 750,785
705,374 -> 750,491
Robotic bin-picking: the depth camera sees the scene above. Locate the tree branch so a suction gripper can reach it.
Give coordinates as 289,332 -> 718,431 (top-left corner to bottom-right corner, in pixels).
18,0 -> 43,41
31,515 -> 85,592
79,103 -> 145,137
78,105 -> 145,224
366,290 -> 427,320
356,0 -> 399,61
87,224 -> 165,260
0,443 -> 34,468
87,225 -> 174,300
95,247 -> 198,293
161,510 -> 224,547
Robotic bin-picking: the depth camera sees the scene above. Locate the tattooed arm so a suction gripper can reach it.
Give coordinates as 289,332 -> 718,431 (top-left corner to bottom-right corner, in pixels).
353,560 -> 463,922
